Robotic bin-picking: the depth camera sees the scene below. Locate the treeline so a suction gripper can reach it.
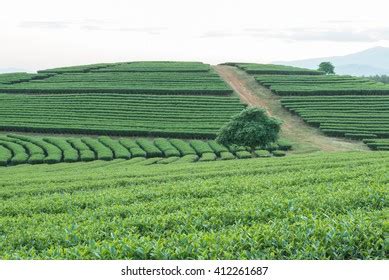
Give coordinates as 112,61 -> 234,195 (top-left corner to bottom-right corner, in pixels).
366,75 -> 389,84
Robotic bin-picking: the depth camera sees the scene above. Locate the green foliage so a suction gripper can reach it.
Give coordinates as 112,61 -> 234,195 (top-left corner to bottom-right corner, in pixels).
219,151 -> 235,160
189,140 -> 214,155
227,63 -> 325,75
169,139 -> 197,156
0,152 -> 385,259
217,107 -> 282,150
281,95 -> 389,143
363,139 -> 389,150
272,150 -> 286,157
251,71 -> 389,147
1,63 -> 231,95
136,139 -> 163,158
0,134 -> 290,167
0,72 -> 52,84
207,140 -> 229,156
235,151 -> 252,159
255,74 -> 389,96
98,137 -> 130,159
0,94 -> 243,138
0,136 -> 45,164
173,154 -> 199,163
0,140 -> 28,165
44,137 -> 79,163
254,149 -> 271,157
9,134 -> 62,164
154,138 -> 181,157
118,139 -> 146,158
67,138 -> 95,162
318,62 -> 335,74
276,139 -> 293,151
0,61 -> 243,138
81,138 -> 113,161
366,75 -> 389,84
0,145 -> 12,166
198,152 -> 217,162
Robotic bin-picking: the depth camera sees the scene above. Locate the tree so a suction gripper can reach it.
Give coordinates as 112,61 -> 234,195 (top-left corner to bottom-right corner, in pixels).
318,62 -> 335,74
216,107 -> 282,151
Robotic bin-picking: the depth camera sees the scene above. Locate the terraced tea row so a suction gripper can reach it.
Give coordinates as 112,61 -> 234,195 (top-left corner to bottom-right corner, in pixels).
0,62 -> 231,95
39,61 -> 211,74
0,93 -> 245,138
0,134 -> 291,166
224,63 -> 325,75
91,61 -> 211,72
0,73 -> 53,84
363,139 -> 389,150
230,64 -> 389,150
254,74 -> 389,96
281,96 -> 389,140
0,151 -> 386,259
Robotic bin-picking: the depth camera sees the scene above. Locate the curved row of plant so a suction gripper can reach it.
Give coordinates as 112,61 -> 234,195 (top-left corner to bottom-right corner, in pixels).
0,151 -> 386,259
0,134 -> 292,166
0,62 -> 232,95
0,93 -> 245,138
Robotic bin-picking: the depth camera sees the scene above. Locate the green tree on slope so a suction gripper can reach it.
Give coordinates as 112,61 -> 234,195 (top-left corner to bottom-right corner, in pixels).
216,107 -> 282,151
318,62 -> 335,74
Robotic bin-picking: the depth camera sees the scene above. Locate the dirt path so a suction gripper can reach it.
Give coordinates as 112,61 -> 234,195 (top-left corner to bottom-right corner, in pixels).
214,65 -> 369,153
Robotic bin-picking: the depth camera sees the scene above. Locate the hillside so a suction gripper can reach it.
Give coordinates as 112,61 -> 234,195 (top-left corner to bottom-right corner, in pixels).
0,60 -> 387,262
0,62 -> 243,138
0,151 -> 387,259
222,63 -> 389,151
276,47 -> 389,76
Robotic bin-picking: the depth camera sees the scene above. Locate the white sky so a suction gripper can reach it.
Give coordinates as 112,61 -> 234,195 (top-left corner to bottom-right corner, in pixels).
1,0 -> 389,72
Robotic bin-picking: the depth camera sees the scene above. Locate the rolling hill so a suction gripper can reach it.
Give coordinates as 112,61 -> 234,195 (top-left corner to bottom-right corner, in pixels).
275,46 -> 389,76
0,60 -> 387,261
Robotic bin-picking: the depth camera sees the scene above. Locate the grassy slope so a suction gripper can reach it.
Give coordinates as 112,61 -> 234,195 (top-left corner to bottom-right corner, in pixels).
214,65 -> 369,154
0,152 -> 387,259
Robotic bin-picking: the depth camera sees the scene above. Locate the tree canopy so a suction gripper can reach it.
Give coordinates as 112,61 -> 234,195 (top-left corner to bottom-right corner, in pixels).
216,107 -> 282,151
318,62 -> 335,74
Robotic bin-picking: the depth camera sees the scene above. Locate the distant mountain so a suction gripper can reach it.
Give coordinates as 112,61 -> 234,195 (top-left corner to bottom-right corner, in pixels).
275,47 -> 389,76
0,67 -> 29,74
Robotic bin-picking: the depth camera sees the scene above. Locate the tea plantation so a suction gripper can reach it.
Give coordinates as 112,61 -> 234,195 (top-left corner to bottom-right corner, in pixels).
0,61 -> 387,260
228,63 -> 389,150
0,151 -> 387,259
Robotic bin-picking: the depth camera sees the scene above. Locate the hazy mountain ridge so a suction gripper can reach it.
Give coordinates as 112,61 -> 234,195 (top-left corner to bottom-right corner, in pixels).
275,46 -> 389,76
0,67 -> 30,74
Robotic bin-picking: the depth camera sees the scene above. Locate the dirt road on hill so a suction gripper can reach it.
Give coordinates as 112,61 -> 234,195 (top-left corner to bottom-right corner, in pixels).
214,65 -> 369,153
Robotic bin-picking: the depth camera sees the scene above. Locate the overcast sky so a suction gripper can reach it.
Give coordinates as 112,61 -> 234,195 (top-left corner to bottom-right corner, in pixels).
2,0 -> 389,72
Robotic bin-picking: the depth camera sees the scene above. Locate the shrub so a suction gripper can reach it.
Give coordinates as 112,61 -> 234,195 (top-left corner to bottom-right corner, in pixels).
136,139 -> 163,157
154,138 -> 181,157
254,149 -> 271,157
220,152 -> 235,160
198,152 -> 217,162
119,139 -> 146,158
235,151 -> 252,159
173,154 -> 199,163
98,137 -> 130,159
217,107 -> 282,151
272,150 -> 286,157
82,137 -> 113,161
189,140 -> 214,155
276,139 -> 293,151
169,139 -> 197,156
207,140 -> 229,156
0,145 -> 12,166
44,137 -> 79,163
67,138 -> 95,162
